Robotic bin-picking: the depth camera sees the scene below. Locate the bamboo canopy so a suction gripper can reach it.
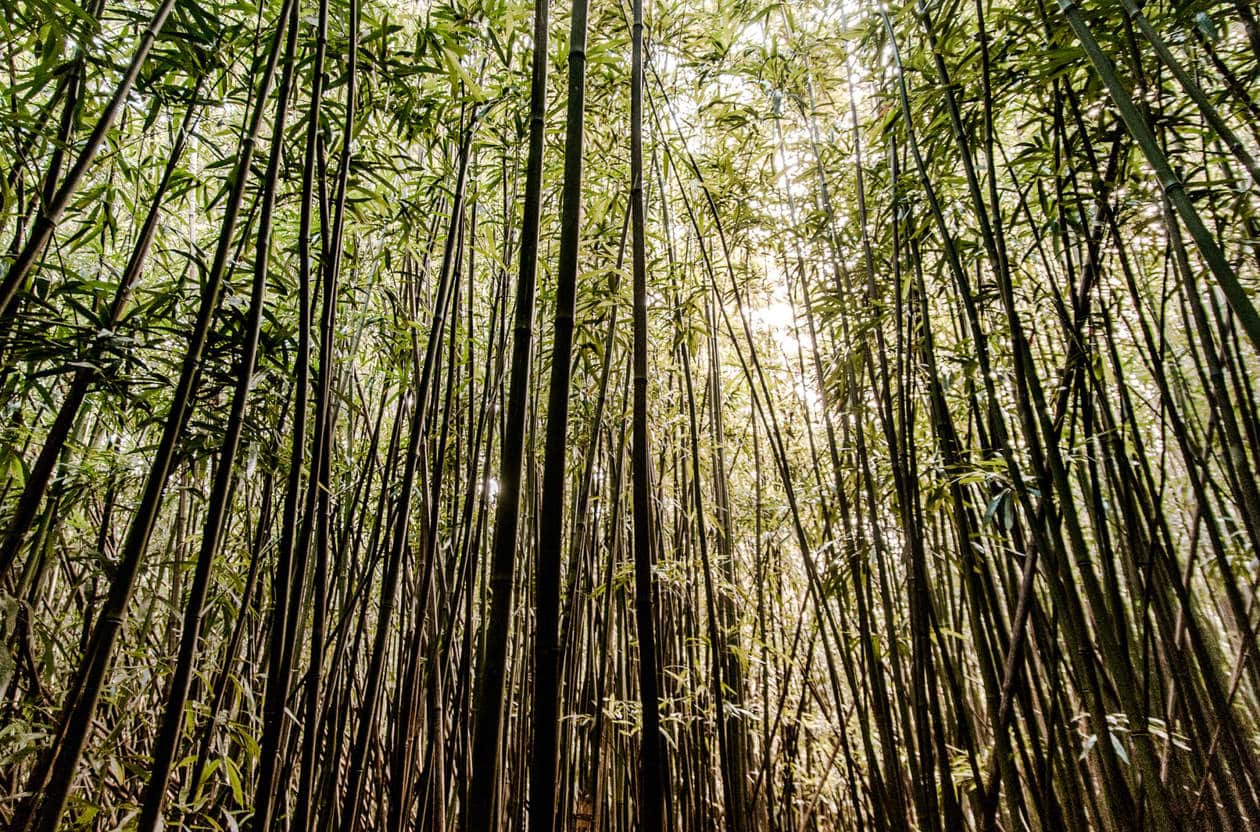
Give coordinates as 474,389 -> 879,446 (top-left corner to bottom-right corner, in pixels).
0,0 -> 1258,828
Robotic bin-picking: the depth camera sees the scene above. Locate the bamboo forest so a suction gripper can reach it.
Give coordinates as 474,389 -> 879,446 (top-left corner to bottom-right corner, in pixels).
4,0 -> 1260,824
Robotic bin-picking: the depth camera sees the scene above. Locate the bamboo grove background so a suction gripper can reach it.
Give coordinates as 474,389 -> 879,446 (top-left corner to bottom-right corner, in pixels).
0,0 -> 1259,827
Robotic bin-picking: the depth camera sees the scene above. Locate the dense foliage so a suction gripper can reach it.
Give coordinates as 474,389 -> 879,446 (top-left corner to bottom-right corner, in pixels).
1,0 -> 1259,827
